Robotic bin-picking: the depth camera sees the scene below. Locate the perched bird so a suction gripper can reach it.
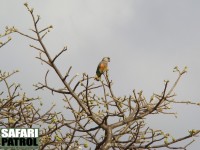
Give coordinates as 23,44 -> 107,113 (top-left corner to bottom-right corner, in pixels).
95,57 -> 110,81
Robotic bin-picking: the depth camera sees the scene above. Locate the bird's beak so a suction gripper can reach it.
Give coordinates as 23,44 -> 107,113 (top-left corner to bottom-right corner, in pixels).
108,57 -> 110,62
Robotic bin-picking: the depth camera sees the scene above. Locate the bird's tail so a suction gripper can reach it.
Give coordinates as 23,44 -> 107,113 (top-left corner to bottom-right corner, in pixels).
94,75 -> 101,81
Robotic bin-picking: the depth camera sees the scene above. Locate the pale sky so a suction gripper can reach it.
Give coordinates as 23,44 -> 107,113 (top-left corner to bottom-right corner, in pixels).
1,0 -> 200,149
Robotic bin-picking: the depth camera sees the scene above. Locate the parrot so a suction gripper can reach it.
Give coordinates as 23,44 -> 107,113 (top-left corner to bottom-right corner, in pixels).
95,57 -> 110,81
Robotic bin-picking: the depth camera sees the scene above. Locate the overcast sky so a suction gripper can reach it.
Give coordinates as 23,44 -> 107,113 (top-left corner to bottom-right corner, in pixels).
1,0 -> 200,149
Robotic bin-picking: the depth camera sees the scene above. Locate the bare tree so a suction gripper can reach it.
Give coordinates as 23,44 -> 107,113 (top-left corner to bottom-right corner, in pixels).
0,26 -> 72,150
1,3 -> 200,150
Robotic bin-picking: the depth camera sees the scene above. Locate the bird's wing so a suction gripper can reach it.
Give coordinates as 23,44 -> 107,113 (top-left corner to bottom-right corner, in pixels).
96,61 -> 108,77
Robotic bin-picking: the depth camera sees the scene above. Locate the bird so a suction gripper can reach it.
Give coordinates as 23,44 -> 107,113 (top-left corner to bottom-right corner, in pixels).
95,57 -> 110,81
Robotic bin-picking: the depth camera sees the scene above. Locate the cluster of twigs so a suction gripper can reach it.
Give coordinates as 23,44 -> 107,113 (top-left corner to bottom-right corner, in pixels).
0,26 -> 14,48
1,3 -> 199,150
